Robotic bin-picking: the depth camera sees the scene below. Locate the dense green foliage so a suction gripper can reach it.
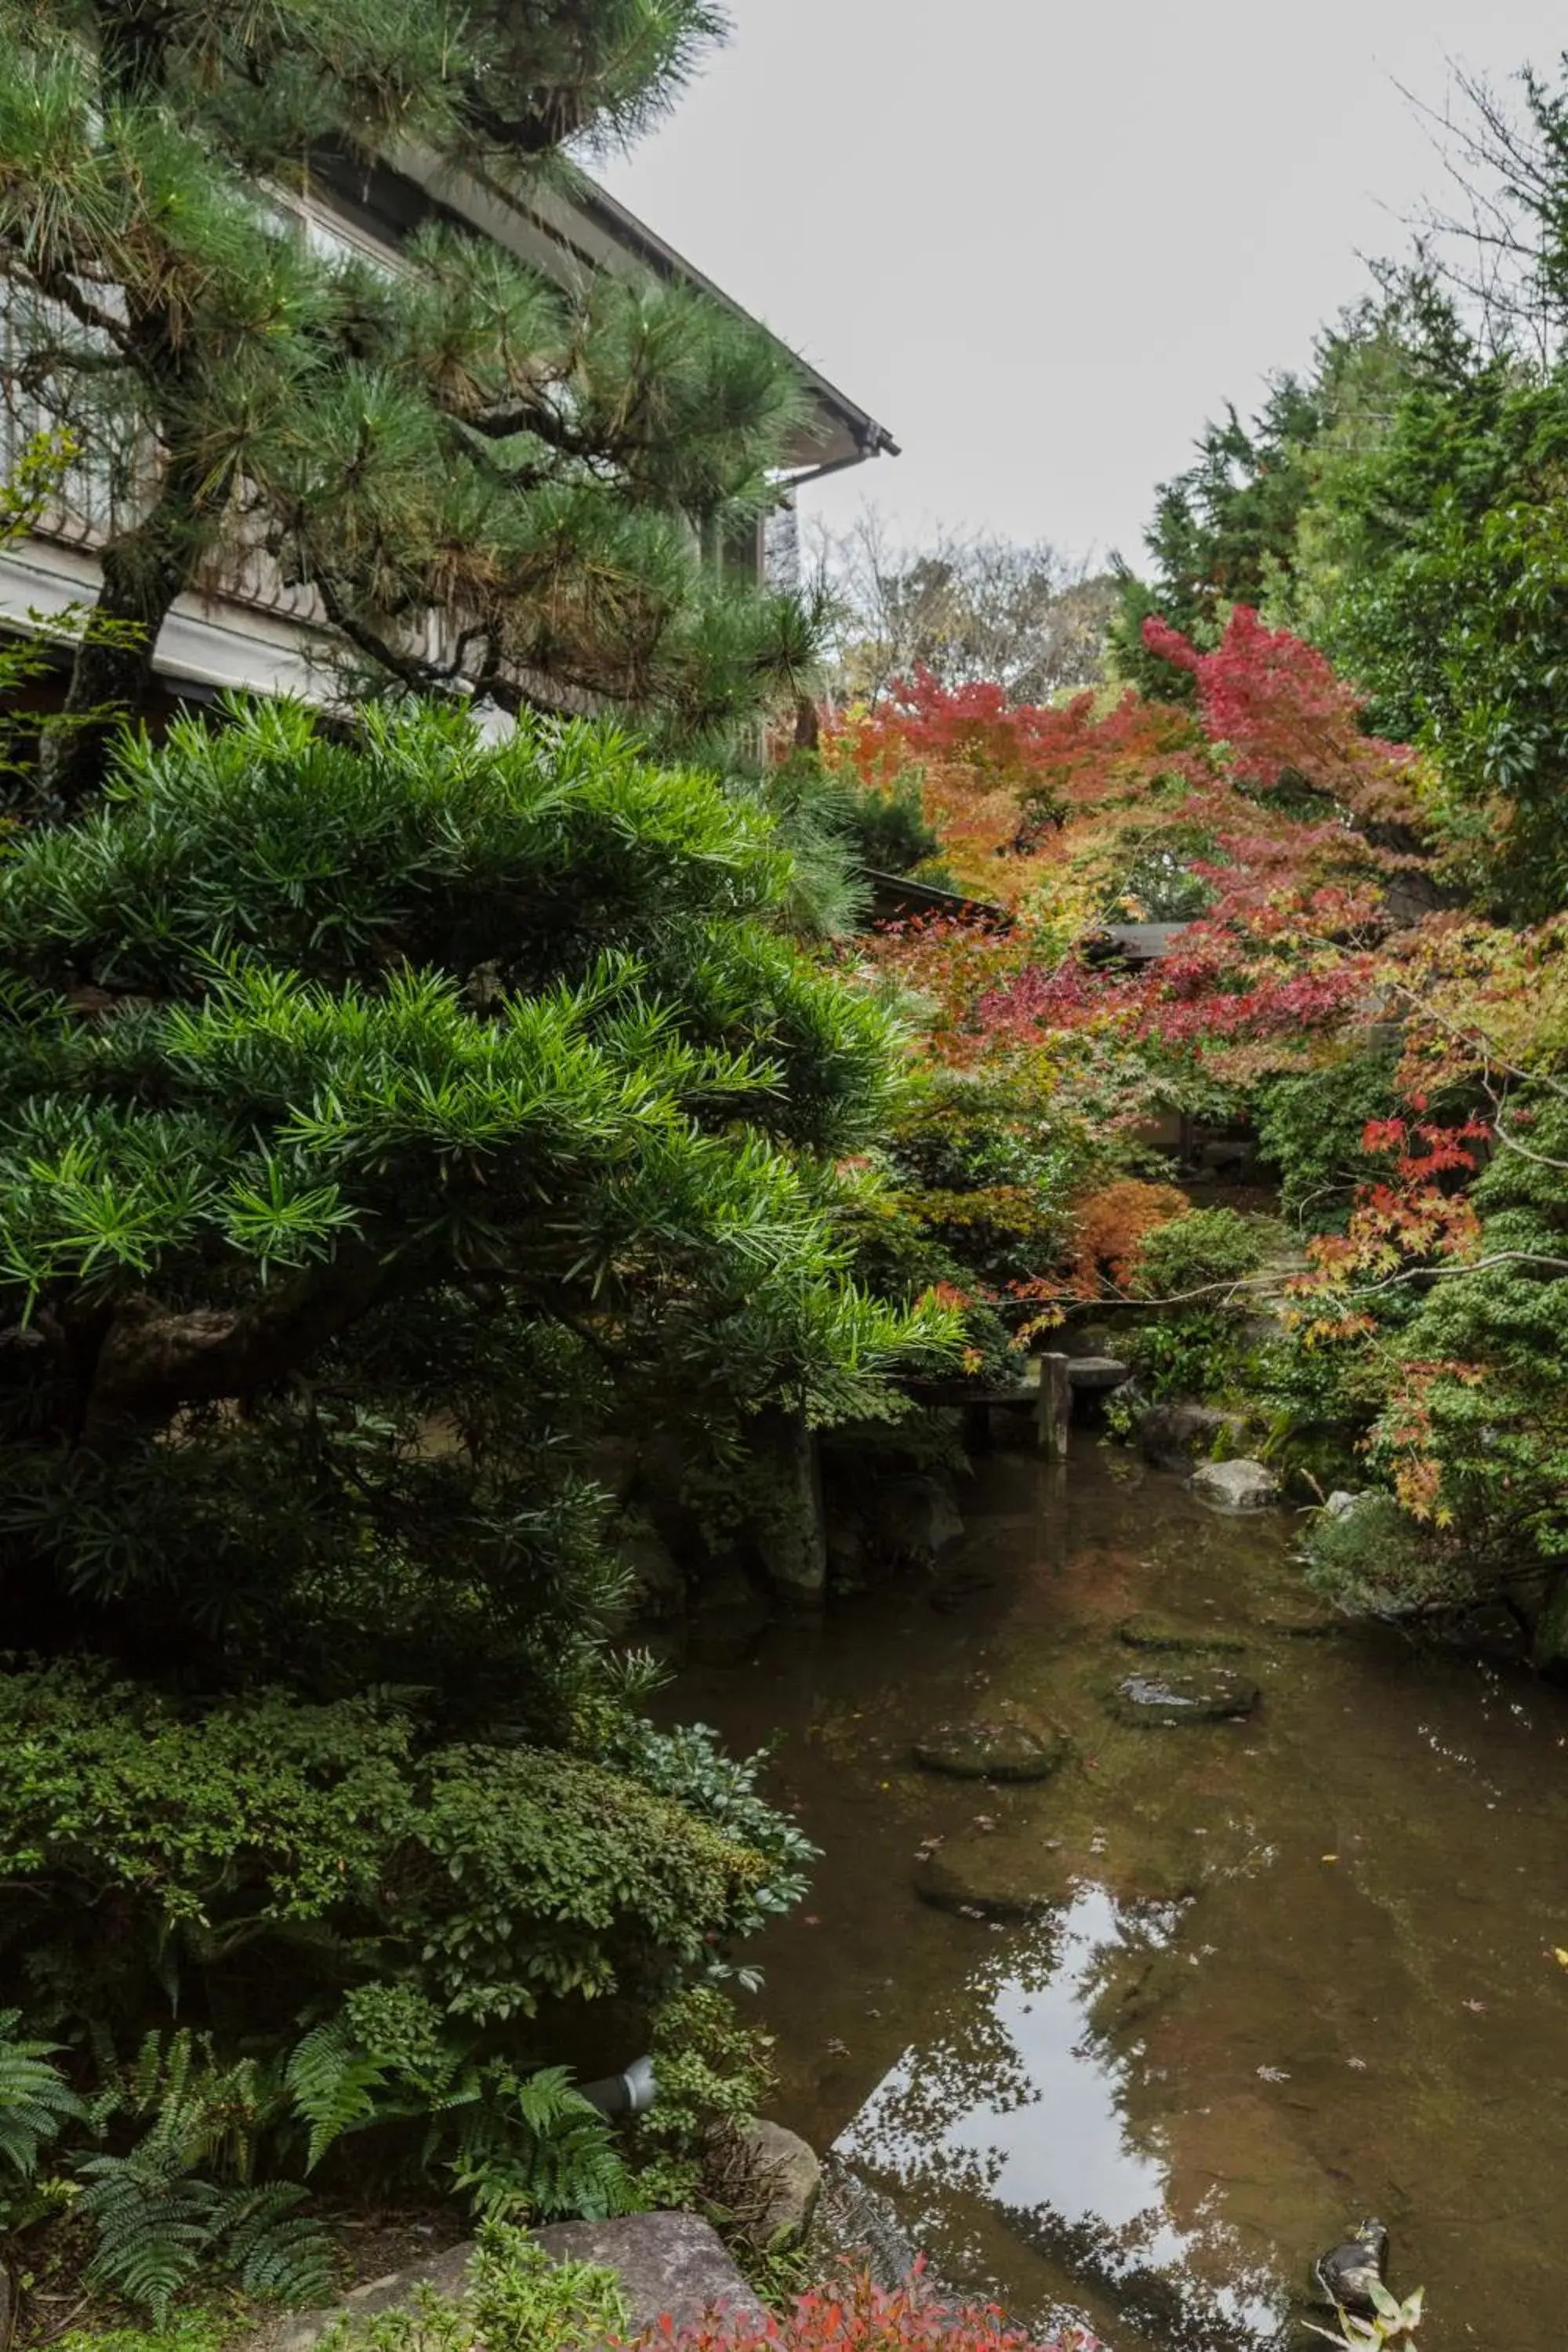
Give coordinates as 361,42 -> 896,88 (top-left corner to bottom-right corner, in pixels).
1373,1098 -> 1568,1569
0,0 -> 955,2304
1128,1207 -> 1264,1301
0,1667 -> 811,2035
1254,1058 -> 1404,1230
1109,373 -> 1330,677
0,692 -> 954,2309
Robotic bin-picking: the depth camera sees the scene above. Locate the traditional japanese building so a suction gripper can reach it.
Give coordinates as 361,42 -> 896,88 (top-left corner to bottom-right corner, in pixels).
0,149 -> 895,713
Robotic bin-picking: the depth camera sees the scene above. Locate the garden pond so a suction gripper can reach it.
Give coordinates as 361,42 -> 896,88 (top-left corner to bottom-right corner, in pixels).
663,1436 -> 1568,2352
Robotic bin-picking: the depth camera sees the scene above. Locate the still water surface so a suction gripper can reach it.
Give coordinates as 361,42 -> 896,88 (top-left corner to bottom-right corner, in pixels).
666,1438 -> 1568,2350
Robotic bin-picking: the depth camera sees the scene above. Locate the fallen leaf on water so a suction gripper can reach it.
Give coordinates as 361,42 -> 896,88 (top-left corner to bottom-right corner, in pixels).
1554,1948 -> 1568,1969
1346,2056 -> 1369,2071
1321,1853 -> 1339,1863
1461,1997 -> 1487,2013
824,2038 -> 850,2057
803,1914 -> 822,1926
1256,2065 -> 1291,2082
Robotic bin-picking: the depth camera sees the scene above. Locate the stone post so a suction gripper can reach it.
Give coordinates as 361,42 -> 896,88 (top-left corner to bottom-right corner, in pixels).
1035,1353 -> 1071,1457
750,1404 -> 827,1611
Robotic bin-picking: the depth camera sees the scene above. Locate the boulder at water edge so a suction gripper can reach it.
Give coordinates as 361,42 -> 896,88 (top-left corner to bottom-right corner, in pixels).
1190,1457 -> 1278,1511
532,2216 -> 765,2333
737,2118 -> 822,2249
1312,2220 -> 1390,2317
1137,1399 -> 1249,1472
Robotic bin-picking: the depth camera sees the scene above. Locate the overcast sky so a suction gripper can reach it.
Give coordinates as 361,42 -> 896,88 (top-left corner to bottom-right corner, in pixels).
600,0 -> 1568,570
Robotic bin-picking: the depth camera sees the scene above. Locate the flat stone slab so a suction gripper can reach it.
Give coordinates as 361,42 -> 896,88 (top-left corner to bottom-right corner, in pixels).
912,1708 -> 1073,1784
245,2246 -> 477,2352
1109,1668 -> 1261,1727
1190,1457 -> 1279,1511
245,2215 -> 762,2352
1118,1612 -> 1248,1657
1066,1356 -> 1132,1392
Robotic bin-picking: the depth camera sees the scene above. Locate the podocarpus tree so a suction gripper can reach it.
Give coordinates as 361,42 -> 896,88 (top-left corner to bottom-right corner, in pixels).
2,694 -> 952,1679
0,0 -> 812,806
0,691 -> 957,2258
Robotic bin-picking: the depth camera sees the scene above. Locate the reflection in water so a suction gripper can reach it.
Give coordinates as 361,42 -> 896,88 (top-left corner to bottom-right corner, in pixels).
841,1888 -> 1287,2347
662,1438 -> 1568,2352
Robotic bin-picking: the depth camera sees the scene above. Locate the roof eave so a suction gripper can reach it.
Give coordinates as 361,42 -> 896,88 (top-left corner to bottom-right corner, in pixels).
384,143 -> 898,481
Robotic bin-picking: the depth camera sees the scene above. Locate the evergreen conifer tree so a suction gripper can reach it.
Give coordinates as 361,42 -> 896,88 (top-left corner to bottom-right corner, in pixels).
0,0 -> 813,804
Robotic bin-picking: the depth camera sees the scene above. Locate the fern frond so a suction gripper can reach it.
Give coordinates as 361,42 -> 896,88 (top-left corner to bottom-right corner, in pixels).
0,2009 -> 85,2176
79,2151 -> 219,2322
449,2067 -> 632,2223
510,2065 -> 583,2136
285,2020 -> 390,2172
214,2180 -> 333,2304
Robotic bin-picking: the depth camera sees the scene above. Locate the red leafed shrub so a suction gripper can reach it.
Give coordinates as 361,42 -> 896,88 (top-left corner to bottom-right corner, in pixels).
626,2262 -> 1100,2351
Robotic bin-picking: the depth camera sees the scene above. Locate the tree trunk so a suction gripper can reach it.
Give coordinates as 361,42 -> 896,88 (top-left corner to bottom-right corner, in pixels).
37,445 -> 210,814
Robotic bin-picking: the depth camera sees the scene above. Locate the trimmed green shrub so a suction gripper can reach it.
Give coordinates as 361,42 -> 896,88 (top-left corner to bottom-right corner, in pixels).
1129,1207 -> 1264,1301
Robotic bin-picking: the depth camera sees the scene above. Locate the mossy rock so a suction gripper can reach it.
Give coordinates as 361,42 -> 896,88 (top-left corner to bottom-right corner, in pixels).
1109,1668 -> 1260,1727
913,1850 -> 1069,1922
1255,1600 -> 1345,1639
1118,1613 -> 1247,1657
914,1835 -> 1201,1921
911,1708 -> 1074,1784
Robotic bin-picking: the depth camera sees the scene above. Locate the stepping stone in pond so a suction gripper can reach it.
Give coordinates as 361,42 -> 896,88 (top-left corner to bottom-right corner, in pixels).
1118,1613 -> 1248,1657
1255,1601 -> 1345,1638
912,1708 -> 1073,1784
1109,1668 -> 1260,1727
914,1842 -> 1203,1922
912,1850 -> 1068,1922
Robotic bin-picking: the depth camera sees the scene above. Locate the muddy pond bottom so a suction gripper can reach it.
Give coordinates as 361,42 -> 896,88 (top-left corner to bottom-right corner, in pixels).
662,1437 -> 1568,2352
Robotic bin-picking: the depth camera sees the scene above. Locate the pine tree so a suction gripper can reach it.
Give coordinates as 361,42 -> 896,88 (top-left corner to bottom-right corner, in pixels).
0,0 -> 812,806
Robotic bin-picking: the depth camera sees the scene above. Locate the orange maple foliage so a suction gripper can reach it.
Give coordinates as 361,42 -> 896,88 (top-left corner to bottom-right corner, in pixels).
1058,1178 -> 1189,1298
